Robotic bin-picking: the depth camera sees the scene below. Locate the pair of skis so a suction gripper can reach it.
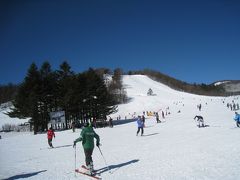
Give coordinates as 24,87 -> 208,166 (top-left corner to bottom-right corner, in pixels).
75,165 -> 101,180
74,146 -> 108,179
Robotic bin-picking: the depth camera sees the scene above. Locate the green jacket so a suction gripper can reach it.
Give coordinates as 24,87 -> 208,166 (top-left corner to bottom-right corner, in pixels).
75,126 -> 100,150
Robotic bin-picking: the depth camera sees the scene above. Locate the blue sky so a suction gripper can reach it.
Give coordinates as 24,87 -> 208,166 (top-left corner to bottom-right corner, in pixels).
0,0 -> 240,85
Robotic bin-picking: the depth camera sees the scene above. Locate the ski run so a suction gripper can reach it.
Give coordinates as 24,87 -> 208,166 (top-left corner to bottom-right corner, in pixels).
1,75 -> 240,180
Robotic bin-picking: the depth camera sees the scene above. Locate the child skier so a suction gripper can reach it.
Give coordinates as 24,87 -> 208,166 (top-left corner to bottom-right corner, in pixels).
73,122 -> 100,175
47,127 -> 55,148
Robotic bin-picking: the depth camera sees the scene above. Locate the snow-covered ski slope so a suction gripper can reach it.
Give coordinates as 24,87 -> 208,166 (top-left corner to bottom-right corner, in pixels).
116,75 -> 230,118
0,75 -> 240,180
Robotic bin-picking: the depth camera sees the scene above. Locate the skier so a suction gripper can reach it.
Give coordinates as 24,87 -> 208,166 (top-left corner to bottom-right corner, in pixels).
142,115 -> 145,127
197,104 -> 202,111
72,121 -> 76,132
47,127 -> 55,148
161,111 -> 165,119
136,116 -> 144,136
109,117 -> 113,128
194,115 -> 204,128
233,112 -> 240,127
73,122 -> 100,175
156,112 -> 161,123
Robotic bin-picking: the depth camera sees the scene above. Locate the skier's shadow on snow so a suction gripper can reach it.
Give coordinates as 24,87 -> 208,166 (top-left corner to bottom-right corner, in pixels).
197,125 -> 210,128
142,132 -> 159,137
40,144 -> 72,150
96,159 -> 139,174
53,144 -> 72,149
4,170 -> 47,180
144,125 -> 155,128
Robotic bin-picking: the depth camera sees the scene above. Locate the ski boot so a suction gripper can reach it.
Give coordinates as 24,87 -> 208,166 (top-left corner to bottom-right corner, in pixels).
89,161 -> 94,175
85,162 -> 94,176
85,165 -> 92,175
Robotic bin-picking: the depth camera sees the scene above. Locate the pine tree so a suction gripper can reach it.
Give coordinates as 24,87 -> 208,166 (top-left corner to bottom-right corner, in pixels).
56,61 -> 75,129
109,68 -> 127,103
83,68 -> 118,124
39,61 -> 57,131
8,62 -> 119,132
8,63 -> 41,134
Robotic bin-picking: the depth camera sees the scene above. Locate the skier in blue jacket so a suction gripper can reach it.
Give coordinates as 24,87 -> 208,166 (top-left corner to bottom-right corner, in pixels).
136,116 -> 144,136
233,112 -> 240,127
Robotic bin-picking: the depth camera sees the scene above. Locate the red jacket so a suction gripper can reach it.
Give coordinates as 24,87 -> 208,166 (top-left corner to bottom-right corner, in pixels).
47,129 -> 55,139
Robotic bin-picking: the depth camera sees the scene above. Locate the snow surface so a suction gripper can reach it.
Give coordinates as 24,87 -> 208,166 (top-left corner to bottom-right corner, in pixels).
0,108 -> 29,130
1,75 -> 240,180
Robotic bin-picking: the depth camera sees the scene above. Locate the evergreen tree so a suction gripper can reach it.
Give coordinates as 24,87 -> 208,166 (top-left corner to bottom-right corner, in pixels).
83,68 -> 118,123
8,62 -> 119,132
8,63 -> 41,134
39,61 -> 57,131
56,61 -> 75,129
109,68 -> 127,103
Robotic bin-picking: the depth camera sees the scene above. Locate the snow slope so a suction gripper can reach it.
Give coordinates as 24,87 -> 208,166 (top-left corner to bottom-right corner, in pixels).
0,108 -> 29,130
0,75 -> 240,180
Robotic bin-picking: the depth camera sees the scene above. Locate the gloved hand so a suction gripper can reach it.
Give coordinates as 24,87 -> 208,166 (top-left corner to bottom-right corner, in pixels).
96,141 -> 100,147
73,141 -> 76,148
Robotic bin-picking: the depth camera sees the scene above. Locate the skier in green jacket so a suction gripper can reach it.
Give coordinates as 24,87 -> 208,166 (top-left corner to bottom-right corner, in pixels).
73,122 -> 100,175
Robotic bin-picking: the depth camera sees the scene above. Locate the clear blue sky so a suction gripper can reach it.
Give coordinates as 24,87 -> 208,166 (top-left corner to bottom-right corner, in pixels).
0,0 -> 240,85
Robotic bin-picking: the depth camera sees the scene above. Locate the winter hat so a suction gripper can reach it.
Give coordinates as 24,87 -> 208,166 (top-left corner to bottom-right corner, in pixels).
84,122 -> 89,127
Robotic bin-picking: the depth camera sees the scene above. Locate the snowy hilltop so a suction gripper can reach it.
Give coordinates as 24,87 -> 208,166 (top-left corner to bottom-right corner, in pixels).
0,75 -> 240,180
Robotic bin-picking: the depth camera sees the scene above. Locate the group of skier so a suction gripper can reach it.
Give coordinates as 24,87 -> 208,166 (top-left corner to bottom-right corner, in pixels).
45,108 -> 239,177
47,122 -> 100,176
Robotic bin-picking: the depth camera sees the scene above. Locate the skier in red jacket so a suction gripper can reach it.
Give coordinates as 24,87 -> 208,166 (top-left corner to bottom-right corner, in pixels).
47,127 -> 55,148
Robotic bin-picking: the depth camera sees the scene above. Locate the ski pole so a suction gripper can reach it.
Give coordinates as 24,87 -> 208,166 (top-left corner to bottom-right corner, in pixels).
74,145 -> 76,177
98,146 -> 111,173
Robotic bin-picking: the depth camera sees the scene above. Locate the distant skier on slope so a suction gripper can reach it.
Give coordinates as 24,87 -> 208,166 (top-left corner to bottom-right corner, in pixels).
162,111 -> 165,119
47,127 -> 55,148
233,112 -> 240,127
142,115 -> 146,127
156,112 -> 161,123
73,122 -> 100,175
72,121 -> 76,132
109,116 -> 113,128
136,116 -> 144,136
194,115 -> 205,128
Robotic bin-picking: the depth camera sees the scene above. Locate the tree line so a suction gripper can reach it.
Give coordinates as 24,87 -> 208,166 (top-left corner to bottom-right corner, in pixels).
7,61 -> 122,134
0,84 -> 18,104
